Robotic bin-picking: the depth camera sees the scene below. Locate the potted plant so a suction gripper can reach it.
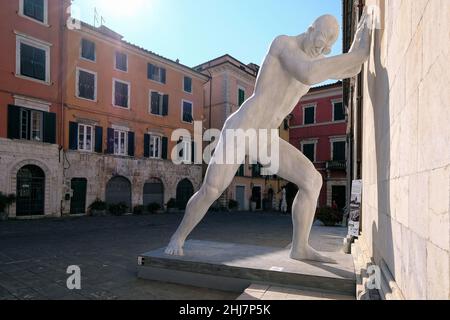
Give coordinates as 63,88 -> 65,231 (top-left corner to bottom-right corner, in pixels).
250,195 -> 257,212
88,198 -> 107,217
315,206 -> 342,227
166,198 -> 177,213
228,199 -> 239,211
148,202 -> 162,214
133,205 -> 145,215
108,202 -> 129,216
0,193 -> 16,221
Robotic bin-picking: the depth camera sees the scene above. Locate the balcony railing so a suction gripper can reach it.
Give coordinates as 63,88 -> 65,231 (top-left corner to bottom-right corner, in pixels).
326,160 -> 347,171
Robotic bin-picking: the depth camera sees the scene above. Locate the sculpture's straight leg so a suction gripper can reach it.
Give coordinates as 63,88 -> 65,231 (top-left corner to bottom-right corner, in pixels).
275,139 -> 336,263
165,133 -> 241,256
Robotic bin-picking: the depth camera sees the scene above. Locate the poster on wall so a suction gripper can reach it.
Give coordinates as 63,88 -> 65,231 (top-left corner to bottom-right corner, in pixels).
348,180 -> 362,237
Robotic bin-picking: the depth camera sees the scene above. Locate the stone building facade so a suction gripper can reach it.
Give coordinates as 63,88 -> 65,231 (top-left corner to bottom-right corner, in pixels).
0,0 -> 207,218
344,0 -> 450,299
0,0 -> 70,218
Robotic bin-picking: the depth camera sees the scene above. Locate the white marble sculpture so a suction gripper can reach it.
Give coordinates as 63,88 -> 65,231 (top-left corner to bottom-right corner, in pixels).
166,10 -> 374,262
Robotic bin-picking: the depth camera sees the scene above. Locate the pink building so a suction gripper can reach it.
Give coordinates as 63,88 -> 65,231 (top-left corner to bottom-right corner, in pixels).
289,82 -> 347,210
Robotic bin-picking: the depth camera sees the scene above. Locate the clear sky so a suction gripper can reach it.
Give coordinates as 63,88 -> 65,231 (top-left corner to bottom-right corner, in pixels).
71,0 -> 342,68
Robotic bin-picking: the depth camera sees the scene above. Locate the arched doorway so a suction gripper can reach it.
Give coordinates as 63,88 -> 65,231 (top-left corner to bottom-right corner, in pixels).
105,176 -> 132,210
16,165 -> 45,216
143,178 -> 164,208
176,179 -> 194,210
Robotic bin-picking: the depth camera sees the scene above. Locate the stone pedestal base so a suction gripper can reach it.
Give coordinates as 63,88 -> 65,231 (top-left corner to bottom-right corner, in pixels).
138,240 -> 355,296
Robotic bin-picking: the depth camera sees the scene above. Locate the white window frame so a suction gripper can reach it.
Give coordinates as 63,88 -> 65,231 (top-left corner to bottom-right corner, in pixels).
19,0 -> 49,26
332,99 -> 345,122
78,123 -> 94,152
114,51 -> 128,73
148,63 -> 165,84
112,78 -> 131,110
20,108 -> 29,140
183,76 -> 193,94
237,86 -> 246,107
76,67 -> 97,101
148,133 -> 163,159
113,129 -> 128,156
303,104 -> 316,125
15,34 -> 51,84
80,38 -> 96,63
330,137 -> 347,161
181,99 -> 193,124
178,137 -> 191,163
300,139 -> 318,163
30,110 -> 43,142
149,90 -> 165,116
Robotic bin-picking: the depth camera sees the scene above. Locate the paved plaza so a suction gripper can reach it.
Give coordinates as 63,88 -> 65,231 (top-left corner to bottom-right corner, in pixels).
0,212 -> 347,300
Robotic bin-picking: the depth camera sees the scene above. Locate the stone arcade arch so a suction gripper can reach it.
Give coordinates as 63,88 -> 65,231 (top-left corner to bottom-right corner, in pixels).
143,178 -> 165,208
105,176 -> 132,210
176,178 -> 194,210
16,165 -> 46,216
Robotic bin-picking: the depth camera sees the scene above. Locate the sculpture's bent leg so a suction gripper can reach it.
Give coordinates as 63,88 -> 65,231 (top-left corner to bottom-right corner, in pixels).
276,139 -> 336,264
165,135 -> 241,256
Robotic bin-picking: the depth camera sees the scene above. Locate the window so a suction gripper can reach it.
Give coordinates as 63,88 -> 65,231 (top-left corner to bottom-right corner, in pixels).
149,135 -> 162,159
76,68 -> 97,101
184,76 -> 192,93
147,63 -> 166,83
177,138 -> 191,163
8,105 -> 56,144
236,164 -> 245,177
16,36 -> 50,83
252,163 -> 262,178
302,143 -> 315,162
114,130 -> 127,156
182,100 -> 193,123
333,102 -> 345,121
30,111 -> 42,141
81,39 -> 96,61
19,109 -> 42,141
78,124 -> 93,152
20,109 -> 29,140
113,79 -> 130,109
115,52 -> 127,72
150,91 -> 168,116
332,141 -> 346,161
304,106 -> 315,125
21,0 -> 47,24
238,88 -> 246,107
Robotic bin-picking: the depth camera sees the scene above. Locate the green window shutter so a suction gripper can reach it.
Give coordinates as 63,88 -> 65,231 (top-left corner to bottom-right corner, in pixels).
69,122 -> 78,150
43,111 -> 56,144
144,134 -> 150,158
127,132 -> 135,157
7,105 -> 21,140
161,68 -> 166,84
162,95 -> 169,116
161,137 -> 168,160
95,126 -> 103,153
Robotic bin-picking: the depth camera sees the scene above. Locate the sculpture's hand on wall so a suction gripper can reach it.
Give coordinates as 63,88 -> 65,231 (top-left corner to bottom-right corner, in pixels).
349,7 -> 374,62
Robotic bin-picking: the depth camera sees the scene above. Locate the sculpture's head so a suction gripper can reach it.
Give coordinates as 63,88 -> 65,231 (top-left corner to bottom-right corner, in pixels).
304,15 -> 339,58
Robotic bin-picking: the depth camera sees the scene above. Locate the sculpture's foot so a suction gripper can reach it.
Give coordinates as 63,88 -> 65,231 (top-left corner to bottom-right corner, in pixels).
290,245 -> 337,264
165,237 -> 185,256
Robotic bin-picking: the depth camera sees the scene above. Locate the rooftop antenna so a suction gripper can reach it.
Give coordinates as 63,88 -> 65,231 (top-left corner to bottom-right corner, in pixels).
101,16 -> 106,26
94,7 -> 99,27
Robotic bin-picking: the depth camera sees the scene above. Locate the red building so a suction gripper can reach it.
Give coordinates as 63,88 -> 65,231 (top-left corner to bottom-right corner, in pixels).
289,82 -> 347,210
